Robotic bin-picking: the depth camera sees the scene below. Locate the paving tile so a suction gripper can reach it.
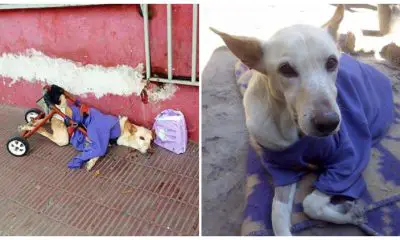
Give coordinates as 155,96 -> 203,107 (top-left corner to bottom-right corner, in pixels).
0,104 -> 199,236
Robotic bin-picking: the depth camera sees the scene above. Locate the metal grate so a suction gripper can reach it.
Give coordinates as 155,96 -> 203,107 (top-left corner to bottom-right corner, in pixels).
141,4 -> 199,86
0,105 -> 199,236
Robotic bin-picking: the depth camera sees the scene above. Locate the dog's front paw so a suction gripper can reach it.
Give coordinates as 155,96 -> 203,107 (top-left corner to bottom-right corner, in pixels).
18,125 -> 32,132
85,160 -> 95,171
17,125 -> 24,132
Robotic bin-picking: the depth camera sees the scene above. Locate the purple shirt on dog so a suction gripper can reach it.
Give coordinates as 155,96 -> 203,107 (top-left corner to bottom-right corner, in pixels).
261,54 -> 394,199
67,106 -> 121,169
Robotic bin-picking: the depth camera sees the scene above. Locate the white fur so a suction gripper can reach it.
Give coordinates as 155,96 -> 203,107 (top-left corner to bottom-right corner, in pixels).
212,5 -> 357,236
244,25 -> 341,150
117,116 -> 153,154
303,190 -> 360,224
19,96 -> 153,171
271,183 -> 297,235
250,26 -> 347,236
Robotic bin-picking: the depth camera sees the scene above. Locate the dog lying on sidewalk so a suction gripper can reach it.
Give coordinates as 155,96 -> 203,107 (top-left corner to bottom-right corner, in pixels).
211,5 -> 394,236
19,85 -> 154,171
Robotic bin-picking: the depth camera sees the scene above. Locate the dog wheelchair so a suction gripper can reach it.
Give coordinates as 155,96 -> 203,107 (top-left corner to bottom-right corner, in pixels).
6,84 -> 88,157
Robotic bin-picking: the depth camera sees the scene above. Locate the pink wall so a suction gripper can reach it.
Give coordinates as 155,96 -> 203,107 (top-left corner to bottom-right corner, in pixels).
0,4 -> 199,141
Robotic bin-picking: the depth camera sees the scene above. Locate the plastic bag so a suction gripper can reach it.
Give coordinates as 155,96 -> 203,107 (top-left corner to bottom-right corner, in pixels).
153,109 -> 187,154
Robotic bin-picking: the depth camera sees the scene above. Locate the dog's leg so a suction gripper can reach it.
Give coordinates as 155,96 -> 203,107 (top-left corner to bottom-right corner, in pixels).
40,117 -> 69,146
49,118 -> 69,146
37,127 -> 69,147
303,190 -> 362,224
36,128 -> 62,145
22,118 -> 69,147
272,183 -> 297,236
85,157 -> 100,171
18,117 -> 47,132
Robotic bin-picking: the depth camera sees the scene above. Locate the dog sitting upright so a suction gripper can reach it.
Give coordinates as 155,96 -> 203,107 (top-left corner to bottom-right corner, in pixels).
211,5 -> 394,236
20,85 -> 154,171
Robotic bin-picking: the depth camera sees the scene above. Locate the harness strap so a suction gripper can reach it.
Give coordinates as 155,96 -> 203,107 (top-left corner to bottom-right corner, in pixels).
63,101 -> 89,138
80,103 -> 89,116
67,125 -> 76,138
64,116 -> 87,139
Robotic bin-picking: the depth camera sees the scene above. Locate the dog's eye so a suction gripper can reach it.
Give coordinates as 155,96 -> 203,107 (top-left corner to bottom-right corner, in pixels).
278,63 -> 298,78
326,56 -> 338,72
139,136 -> 145,140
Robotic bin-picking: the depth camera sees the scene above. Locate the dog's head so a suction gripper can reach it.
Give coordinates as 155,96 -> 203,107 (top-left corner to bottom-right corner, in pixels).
211,5 -> 345,137
119,116 -> 154,154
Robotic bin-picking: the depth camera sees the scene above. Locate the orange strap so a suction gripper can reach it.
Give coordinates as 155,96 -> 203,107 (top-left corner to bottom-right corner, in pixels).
80,103 -> 89,115
67,126 -> 76,138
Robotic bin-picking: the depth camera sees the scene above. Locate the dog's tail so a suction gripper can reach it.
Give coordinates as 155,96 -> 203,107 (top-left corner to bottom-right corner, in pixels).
234,61 -> 253,96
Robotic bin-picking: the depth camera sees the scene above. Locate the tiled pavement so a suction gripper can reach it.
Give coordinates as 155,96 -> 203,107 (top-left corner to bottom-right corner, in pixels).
0,104 -> 199,236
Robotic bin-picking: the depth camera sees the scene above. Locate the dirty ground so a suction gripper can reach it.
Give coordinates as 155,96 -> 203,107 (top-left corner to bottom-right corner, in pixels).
0,104 -> 198,236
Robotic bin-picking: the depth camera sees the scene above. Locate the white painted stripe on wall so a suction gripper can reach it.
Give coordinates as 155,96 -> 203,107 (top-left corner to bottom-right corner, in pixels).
148,83 -> 178,103
0,48 -> 177,101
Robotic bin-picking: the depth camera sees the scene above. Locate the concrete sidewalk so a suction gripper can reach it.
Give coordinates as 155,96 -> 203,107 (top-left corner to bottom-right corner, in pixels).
0,104 -> 199,236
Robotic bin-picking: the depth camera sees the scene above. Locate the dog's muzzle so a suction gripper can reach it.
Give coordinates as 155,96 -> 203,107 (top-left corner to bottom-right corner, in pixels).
312,111 -> 340,136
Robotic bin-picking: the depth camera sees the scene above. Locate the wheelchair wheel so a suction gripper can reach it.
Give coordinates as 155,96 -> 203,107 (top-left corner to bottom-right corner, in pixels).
7,136 -> 30,157
25,108 -> 44,123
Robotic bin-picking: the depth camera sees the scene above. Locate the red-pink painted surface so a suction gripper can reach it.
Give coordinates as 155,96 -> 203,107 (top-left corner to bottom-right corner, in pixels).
0,4 -> 199,141
149,4 -> 199,78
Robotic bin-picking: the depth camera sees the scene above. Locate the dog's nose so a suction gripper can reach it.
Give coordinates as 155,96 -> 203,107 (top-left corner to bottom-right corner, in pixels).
312,111 -> 340,134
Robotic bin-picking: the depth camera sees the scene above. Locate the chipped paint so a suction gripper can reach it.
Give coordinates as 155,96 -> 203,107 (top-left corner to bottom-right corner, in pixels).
147,83 -> 178,103
0,49 -> 147,98
0,4 -> 199,141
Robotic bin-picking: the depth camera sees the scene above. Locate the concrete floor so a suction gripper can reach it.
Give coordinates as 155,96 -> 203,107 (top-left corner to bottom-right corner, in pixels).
0,104 -> 199,236
201,47 -> 248,236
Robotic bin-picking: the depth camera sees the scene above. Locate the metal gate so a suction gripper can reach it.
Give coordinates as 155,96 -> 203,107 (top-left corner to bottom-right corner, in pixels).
0,4 -> 199,87
141,4 -> 199,86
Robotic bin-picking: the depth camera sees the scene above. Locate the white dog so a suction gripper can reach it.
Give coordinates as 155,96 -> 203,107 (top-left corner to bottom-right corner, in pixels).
212,5 -> 394,236
20,93 -> 154,171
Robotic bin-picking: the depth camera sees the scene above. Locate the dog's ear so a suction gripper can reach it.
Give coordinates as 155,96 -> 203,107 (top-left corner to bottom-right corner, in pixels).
321,4 -> 345,41
210,27 -> 266,73
124,121 -> 137,135
129,124 -> 137,134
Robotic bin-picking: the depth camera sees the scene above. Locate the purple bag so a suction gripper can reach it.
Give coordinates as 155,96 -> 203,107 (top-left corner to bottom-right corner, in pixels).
153,109 -> 188,154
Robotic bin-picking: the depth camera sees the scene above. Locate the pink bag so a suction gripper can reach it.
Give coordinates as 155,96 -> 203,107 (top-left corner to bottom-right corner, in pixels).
153,109 -> 187,154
